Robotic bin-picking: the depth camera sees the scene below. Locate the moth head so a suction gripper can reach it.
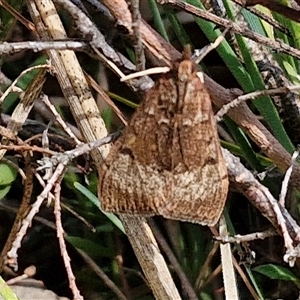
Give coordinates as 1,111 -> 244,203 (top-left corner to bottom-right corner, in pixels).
177,59 -> 196,82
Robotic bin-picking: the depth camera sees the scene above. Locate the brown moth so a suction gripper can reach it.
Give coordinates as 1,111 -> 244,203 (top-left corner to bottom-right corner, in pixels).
99,48 -> 228,226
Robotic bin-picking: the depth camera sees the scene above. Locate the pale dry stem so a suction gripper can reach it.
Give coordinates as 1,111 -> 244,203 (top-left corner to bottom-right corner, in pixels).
215,228 -> 278,243
6,163 -> 65,269
41,94 -> 82,145
279,149 -> 299,207
219,215 -> 239,299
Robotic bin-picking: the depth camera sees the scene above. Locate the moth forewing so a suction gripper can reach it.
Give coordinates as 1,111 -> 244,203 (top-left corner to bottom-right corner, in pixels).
99,54 -> 228,226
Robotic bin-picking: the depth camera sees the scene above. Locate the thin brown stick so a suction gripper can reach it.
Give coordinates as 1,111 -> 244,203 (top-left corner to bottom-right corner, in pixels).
232,255 -> 260,299
54,178 -> 83,300
76,248 -> 128,300
195,242 -> 219,290
130,0 -> 145,71
0,163 -> 33,272
148,219 -> 198,300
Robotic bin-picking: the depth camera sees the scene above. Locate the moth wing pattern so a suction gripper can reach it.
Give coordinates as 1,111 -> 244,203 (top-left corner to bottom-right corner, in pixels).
99,55 -> 229,226
157,60 -> 228,225
99,85 -> 171,215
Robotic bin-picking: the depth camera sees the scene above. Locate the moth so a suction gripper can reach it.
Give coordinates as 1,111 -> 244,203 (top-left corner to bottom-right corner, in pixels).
99,48 -> 228,226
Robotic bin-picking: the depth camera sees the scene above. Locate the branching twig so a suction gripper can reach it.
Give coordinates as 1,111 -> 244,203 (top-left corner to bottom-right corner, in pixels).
223,148 -> 300,266
0,40 -> 88,55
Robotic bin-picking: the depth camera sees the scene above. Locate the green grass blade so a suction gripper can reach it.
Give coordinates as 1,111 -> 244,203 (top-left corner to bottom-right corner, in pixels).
222,0 -> 294,153
0,276 -> 19,300
148,0 -> 169,41
164,6 -> 192,46
74,182 -> 125,234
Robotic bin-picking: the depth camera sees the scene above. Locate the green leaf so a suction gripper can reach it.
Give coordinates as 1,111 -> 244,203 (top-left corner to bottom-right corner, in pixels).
253,264 -> 300,282
148,0 -> 169,41
222,0 -> 294,153
106,91 -> 138,109
74,182 -> 125,234
0,161 -> 17,186
164,7 -> 192,46
0,276 -> 19,300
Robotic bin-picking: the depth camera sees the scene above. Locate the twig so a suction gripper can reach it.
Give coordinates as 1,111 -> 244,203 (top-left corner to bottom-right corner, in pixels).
0,144 -> 56,156
223,148 -> 300,266
130,0 -> 145,71
215,228 -> 278,243
61,203 -> 96,232
232,0 -> 290,35
0,163 -> 33,272
148,219 -> 198,300
279,148 -> 300,207
194,242 -> 219,290
215,85 -> 296,121
41,94 -> 82,145
76,248 -> 128,300
246,0 -> 300,24
5,266 -> 36,285
0,0 -> 36,32
54,177 -> 83,300
53,0 -> 154,93
0,40 -> 89,55
192,25 -> 231,63
84,72 -> 128,125
231,255 -> 260,299
36,132 -> 120,170
120,67 -> 170,81
6,162 -> 66,270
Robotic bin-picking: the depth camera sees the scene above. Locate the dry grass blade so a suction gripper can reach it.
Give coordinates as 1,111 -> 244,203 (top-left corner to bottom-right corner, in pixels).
0,66 -> 47,160
219,216 -> 238,299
